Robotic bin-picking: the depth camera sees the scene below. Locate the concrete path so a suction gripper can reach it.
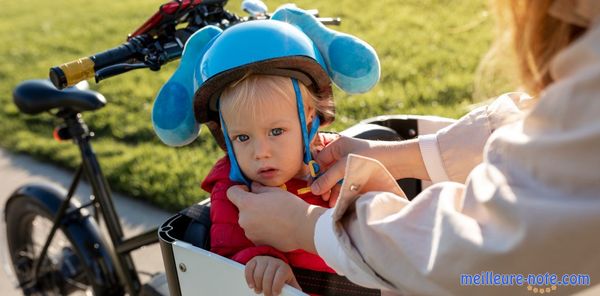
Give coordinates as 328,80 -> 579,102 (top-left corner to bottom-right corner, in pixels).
0,148 -> 172,295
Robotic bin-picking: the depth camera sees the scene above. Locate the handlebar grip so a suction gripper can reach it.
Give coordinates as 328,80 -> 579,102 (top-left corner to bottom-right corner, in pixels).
49,40 -> 142,89
49,58 -> 95,89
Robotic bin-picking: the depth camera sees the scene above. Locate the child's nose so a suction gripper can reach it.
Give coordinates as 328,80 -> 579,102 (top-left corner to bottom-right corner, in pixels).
253,139 -> 271,159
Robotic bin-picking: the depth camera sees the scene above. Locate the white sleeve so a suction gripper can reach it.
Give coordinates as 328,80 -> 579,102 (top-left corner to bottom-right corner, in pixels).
418,134 -> 450,183
314,209 -> 387,289
417,92 -> 525,184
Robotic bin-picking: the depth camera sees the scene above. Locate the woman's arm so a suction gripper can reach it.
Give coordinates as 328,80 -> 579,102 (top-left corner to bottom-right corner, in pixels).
311,93 -> 528,195
418,92 -> 527,184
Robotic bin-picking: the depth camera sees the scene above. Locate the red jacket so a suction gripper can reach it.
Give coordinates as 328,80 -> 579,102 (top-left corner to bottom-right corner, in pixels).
202,156 -> 336,273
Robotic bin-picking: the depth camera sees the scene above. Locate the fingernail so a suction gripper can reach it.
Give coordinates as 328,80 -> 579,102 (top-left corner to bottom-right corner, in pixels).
248,284 -> 254,289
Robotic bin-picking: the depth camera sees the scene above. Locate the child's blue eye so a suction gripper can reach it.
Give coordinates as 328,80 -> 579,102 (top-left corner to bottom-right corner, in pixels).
235,134 -> 249,142
270,128 -> 284,136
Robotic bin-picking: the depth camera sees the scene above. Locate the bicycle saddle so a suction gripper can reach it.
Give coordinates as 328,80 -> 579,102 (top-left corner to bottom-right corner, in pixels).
13,79 -> 106,115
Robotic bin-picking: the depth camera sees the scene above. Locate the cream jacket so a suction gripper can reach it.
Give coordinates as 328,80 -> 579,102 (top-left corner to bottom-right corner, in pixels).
314,2 -> 600,295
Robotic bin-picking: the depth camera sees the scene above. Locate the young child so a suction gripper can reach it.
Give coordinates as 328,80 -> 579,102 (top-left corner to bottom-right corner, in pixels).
151,6 -> 380,295
202,74 -> 337,295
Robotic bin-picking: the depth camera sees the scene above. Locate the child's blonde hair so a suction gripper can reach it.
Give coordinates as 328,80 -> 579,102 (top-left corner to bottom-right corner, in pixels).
484,0 -> 585,96
220,74 -> 334,127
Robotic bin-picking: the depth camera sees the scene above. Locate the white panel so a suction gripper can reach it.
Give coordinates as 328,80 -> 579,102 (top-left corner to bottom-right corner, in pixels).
172,241 -> 308,296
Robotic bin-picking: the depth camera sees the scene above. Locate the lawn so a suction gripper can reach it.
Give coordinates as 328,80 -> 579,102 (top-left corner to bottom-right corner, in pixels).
0,0 -> 509,211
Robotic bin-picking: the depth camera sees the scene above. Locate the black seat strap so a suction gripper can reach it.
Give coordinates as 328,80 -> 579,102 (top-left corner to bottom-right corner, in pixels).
179,203 -> 212,249
179,202 -> 211,223
293,267 -> 381,296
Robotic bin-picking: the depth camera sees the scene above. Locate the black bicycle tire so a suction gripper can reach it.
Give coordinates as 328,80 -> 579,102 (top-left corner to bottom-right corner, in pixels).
5,194 -> 100,295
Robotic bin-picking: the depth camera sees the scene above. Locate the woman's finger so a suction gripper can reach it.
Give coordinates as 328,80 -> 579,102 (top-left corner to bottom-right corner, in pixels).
227,185 -> 254,209
319,132 -> 341,146
311,156 -> 347,195
328,184 -> 342,207
314,136 -> 346,167
251,182 -> 285,193
321,189 -> 331,202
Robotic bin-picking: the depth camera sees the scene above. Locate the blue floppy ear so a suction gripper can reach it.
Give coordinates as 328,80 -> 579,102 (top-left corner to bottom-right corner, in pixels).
152,26 -> 222,146
271,6 -> 380,94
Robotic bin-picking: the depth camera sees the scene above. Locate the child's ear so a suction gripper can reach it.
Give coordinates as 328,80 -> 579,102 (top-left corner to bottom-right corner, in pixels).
306,105 -> 316,120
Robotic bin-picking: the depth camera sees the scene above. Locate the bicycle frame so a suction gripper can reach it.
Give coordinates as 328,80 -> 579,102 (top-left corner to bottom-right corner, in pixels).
32,109 -> 159,295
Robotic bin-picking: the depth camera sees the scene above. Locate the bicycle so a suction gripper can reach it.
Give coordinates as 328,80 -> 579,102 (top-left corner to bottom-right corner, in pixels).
1,0 -> 343,294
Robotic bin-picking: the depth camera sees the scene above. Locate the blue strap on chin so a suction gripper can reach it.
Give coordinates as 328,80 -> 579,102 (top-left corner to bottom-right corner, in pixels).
292,79 -> 321,177
218,99 -> 251,187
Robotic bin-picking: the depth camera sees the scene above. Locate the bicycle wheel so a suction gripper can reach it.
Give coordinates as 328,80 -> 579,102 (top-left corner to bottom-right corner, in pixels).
5,194 -> 96,295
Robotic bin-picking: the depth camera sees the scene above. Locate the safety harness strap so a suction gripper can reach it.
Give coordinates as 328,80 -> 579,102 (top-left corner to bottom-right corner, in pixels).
293,267 -> 381,296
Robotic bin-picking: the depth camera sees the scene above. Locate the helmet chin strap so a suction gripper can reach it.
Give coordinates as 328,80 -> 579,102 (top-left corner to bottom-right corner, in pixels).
219,99 -> 251,187
292,78 -> 321,177
219,78 -> 321,187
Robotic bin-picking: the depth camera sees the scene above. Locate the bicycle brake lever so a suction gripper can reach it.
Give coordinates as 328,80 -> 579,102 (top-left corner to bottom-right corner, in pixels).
95,63 -> 150,83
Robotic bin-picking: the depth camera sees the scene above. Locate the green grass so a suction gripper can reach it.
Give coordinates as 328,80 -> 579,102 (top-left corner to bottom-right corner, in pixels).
0,0 -> 509,211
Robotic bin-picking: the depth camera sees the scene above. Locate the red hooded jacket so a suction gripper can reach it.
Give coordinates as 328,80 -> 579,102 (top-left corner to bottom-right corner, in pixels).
201,156 -> 336,273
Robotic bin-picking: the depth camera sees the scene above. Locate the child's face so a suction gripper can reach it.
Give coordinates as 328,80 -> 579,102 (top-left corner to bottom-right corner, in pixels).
222,96 -> 308,187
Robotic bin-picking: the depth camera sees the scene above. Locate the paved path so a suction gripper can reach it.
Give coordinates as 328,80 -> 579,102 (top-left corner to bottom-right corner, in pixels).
0,148 -> 172,295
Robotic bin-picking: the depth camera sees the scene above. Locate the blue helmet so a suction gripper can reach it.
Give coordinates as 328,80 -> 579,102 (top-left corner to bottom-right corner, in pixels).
193,20 -> 334,149
152,6 -> 380,149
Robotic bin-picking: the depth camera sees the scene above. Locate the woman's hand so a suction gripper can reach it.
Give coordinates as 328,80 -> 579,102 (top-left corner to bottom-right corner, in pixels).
311,136 -> 428,196
245,256 -> 300,296
227,183 -> 327,252
311,136 -> 372,200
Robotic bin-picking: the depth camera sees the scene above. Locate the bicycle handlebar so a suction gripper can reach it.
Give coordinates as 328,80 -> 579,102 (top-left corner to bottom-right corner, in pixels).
48,0 -> 341,90
49,36 -> 148,89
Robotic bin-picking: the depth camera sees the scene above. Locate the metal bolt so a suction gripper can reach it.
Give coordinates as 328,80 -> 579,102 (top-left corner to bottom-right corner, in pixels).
408,129 -> 417,138
179,263 -> 187,272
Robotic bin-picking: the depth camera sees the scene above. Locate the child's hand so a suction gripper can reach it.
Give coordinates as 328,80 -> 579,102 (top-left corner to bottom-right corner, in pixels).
245,256 -> 300,296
